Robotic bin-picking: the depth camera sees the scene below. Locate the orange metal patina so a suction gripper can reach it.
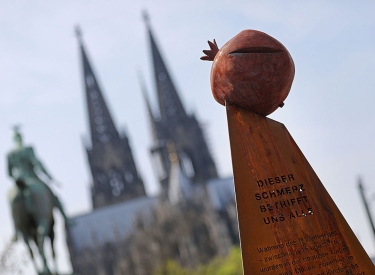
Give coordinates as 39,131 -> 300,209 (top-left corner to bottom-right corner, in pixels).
202,31 -> 375,274
201,30 -> 294,116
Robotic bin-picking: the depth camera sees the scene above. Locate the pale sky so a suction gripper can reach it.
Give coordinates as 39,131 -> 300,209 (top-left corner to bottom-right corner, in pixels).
1,1 -> 375,273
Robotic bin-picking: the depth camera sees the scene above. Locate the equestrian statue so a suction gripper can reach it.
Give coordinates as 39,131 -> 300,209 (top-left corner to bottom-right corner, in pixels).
7,127 -> 72,275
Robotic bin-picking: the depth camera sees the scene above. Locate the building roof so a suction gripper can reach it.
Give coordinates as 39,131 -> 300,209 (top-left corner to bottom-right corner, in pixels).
206,177 -> 235,211
67,177 -> 235,252
68,196 -> 158,252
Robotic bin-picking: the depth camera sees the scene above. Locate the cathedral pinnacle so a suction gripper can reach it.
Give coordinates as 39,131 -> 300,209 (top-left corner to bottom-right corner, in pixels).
75,25 -> 83,45
142,10 -> 150,28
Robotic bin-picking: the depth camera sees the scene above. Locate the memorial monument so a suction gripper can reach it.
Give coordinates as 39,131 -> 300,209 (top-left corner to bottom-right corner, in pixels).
202,30 -> 375,274
7,127 -> 71,275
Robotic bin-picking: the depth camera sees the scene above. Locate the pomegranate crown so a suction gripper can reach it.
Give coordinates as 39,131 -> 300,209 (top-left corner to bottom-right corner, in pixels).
200,39 -> 219,61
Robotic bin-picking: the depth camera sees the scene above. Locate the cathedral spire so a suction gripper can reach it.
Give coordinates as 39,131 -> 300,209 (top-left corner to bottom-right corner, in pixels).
137,71 -> 159,142
76,26 -> 119,146
76,27 -> 146,209
143,13 -> 187,125
143,14 -> 218,188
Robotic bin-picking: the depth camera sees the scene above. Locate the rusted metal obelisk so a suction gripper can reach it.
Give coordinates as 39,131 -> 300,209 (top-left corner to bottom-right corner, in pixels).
202,30 -> 375,275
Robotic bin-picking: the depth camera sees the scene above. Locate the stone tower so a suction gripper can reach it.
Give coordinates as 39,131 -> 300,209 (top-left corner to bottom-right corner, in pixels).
142,15 -> 218,192
76,27 -> 146,209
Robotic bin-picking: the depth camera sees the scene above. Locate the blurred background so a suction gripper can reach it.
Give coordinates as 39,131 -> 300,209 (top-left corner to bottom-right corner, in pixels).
1,1 -> 375,274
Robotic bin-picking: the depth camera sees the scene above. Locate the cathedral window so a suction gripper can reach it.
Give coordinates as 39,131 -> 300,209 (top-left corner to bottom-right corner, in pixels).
99,134 -> 110,143
86,75 -> 95,88
108,170 -> 124,197
96,173 -> 107,185
95,116 -> 104,124
96,125 -> 106,133
180,152 -> 195,178
158,72 -> 166,81
112,188 -> 121,196
92,99 -> 99,106
90,90 -> 99,99
109,178 -> 119,187
125,171 -> 134,183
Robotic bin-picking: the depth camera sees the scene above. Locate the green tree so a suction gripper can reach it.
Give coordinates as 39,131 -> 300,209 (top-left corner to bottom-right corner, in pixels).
154,260 -> 188,275
154,247 -> 243,275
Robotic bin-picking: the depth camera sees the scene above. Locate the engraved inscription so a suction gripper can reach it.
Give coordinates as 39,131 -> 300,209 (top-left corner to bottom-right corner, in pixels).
254,173 -> 314,225
254,231 -> 365,274
252,174 -> 366,274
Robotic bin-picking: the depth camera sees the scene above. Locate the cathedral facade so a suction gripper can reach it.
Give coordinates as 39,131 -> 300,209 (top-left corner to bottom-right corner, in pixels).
67,18 -> 238,275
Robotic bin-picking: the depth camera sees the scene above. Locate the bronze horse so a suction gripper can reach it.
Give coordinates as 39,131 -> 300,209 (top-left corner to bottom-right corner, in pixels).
8,178 -> 57,275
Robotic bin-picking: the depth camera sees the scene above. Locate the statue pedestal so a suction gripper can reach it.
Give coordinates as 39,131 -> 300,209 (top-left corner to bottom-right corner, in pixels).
226,102 -> 375,274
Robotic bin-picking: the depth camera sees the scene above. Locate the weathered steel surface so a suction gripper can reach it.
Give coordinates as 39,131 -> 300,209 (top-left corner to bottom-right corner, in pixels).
226,102 -> 375,275
202,30 -> 294,116
202,28 -> 374,274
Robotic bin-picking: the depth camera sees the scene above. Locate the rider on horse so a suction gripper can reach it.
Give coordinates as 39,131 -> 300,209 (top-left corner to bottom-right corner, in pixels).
7,127 -> 71,241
